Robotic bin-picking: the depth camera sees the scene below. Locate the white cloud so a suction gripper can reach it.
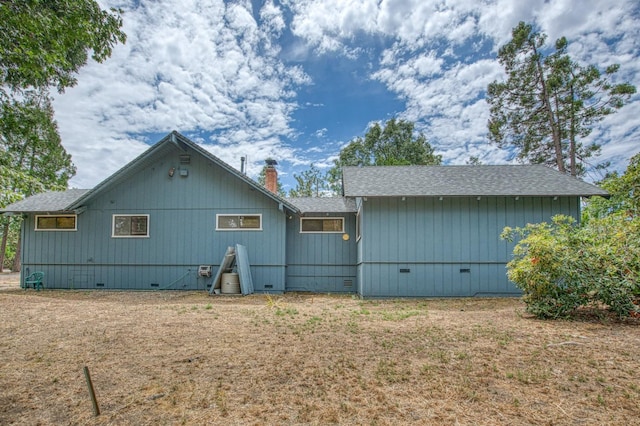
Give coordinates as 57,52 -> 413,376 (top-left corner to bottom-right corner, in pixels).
286,0 -> 639,174
51,0 -> 639,190
260,0 -> 285,37
54,0 -> 309,188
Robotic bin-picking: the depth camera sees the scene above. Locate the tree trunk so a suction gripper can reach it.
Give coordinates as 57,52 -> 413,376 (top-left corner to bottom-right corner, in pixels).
12,234 -> 21,272
569,85 -> 577,177
534,49 -> 565,174
0,220 -> 10,271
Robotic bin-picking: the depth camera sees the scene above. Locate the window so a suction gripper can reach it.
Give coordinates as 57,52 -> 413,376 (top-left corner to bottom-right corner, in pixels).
217,214 -> 262,230
300,217 -> 344,233
35,215 -> 77,231
112,214 -> 149,237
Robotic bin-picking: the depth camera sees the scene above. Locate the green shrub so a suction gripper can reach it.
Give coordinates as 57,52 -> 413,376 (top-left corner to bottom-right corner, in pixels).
502,215 -> 639,319
583,215 -> 640,317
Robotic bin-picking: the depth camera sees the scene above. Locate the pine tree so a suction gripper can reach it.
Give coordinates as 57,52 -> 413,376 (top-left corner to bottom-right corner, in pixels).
487,22 -> 636,177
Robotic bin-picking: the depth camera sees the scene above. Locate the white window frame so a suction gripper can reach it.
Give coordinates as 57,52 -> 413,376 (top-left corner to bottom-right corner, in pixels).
300,217 -> 344,233
35,214 -> 77,231
112,214 -> 150,238
216,214 -> 263,231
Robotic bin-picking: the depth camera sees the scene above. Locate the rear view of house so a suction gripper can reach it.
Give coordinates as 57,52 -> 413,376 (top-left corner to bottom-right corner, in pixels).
2,132 -> 608,297
4,132 -> 297,292
342,165 -> 605,297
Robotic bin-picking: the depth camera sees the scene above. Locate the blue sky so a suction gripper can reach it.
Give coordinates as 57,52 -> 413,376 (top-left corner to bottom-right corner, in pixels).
52,0 -> 640,193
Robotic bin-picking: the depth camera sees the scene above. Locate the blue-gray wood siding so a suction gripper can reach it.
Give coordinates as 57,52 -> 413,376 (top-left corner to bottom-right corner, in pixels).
285,213 -> 357,292
355,197 -> 364,295
357,196 -> 579,298
20,144 -> 287,291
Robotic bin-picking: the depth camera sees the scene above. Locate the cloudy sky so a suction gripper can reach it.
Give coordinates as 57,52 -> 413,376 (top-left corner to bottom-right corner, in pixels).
52,0 -> 640,192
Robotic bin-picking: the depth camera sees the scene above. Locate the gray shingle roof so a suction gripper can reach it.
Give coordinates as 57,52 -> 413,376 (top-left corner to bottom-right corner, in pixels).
1,189 -> 90,213
342,165 -> 609,197
287,197 -> 357,213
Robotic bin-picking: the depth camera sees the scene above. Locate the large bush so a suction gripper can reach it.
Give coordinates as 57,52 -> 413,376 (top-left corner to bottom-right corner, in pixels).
502,215 -> 640,319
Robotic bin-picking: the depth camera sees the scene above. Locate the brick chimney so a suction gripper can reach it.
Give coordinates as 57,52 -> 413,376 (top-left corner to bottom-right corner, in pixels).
264,158 -> 278,194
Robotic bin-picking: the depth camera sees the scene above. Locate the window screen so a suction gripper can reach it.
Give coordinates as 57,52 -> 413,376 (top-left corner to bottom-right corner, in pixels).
112,215 -> 149,237
217,215 -> 262,230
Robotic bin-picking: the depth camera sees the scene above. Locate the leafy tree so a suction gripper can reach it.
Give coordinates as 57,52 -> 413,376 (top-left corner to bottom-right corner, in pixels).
0,90 -> 76,270
1,92 -> 75,186
487,22 -> 636,177
582,152 -> 640,221
0,1 -> 125,270
466,156 -> 483,165
0,0 -> 126,93
288,164 -> 327,197
327,118 -> 441,193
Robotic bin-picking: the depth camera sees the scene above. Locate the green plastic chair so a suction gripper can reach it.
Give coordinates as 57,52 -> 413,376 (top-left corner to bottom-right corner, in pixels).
24,272 -> 45,291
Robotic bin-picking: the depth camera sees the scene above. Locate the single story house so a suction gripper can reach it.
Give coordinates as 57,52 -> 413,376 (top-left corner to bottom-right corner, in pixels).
2,131 -> 608,297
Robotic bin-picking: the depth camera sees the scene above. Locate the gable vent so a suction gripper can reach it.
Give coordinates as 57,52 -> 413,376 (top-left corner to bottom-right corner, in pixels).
179,155 -> 191,164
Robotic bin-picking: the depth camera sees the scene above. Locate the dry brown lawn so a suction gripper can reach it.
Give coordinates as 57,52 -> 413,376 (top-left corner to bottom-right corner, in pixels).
1,283 -> 638,425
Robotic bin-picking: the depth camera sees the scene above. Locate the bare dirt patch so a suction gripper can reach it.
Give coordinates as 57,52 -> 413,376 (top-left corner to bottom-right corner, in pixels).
1,290 -> 638,425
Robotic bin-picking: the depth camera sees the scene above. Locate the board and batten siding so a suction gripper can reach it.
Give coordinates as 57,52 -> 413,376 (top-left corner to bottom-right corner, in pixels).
358,196 -> 579,298
20,144 -> 287,291
285,213 -> 357,293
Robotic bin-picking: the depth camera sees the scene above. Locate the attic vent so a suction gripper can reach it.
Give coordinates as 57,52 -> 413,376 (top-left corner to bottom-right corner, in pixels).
179,155 -> 191,164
